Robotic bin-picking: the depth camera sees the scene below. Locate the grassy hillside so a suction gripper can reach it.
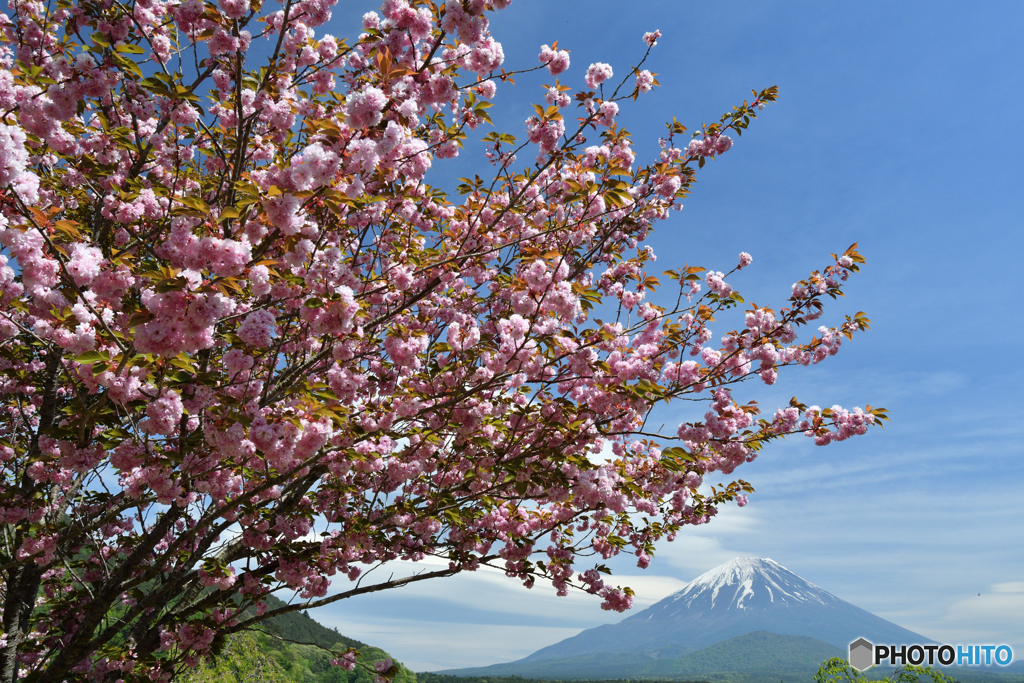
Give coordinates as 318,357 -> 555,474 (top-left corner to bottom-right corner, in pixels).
179,595 -> 414,683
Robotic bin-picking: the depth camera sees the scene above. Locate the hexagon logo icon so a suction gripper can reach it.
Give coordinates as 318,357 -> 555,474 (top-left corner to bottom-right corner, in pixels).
849,638 -> 874,671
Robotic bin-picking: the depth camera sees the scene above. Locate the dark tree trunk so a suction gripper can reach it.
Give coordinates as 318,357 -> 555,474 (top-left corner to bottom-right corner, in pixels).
0,564 -> 42,683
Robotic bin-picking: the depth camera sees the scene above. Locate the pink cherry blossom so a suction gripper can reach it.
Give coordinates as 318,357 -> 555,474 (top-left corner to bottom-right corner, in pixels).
539,44 -> 570,76
238,309 -> 277,347
0,122 -> 39,203
706,270 -> 733,297
636,70 -> 654,93
585,62 -> 613,89
140,391 -> 184,436
344,86 -> 388,128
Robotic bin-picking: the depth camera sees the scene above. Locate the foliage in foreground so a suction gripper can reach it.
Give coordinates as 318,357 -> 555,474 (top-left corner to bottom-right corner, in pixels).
176,633 -> 288,683
0,0 -> 885,679
816,658 -> 958,683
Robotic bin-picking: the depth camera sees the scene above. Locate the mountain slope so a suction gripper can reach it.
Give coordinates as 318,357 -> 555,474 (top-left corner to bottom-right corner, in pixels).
442,557 -> 931,678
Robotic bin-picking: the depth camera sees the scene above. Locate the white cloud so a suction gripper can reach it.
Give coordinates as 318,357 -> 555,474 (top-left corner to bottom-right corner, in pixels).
944,592 -> 1024,623
915,581 -> 1024,653
992,582 -> 1024,593
315,615 -> 582,672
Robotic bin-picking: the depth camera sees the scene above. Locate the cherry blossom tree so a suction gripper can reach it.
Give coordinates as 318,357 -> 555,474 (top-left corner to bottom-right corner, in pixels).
0,0 -> 886,680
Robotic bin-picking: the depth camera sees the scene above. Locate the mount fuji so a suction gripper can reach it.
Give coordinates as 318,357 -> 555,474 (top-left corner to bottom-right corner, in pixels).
441,558 -> 932,679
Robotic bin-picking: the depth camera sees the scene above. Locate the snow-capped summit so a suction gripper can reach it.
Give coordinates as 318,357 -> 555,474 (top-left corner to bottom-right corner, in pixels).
666,557 -> 840,611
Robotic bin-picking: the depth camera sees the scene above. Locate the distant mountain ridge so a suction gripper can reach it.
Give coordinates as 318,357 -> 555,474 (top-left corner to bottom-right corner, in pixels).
442,557 -> 933,679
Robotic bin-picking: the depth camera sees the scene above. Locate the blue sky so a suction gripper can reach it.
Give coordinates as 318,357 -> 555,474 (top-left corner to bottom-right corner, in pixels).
312,0 -> 1024,671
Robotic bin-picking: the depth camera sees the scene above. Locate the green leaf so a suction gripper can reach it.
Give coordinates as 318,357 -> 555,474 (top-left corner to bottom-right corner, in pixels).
155,276 -> 189,293
113,53 -> 143,78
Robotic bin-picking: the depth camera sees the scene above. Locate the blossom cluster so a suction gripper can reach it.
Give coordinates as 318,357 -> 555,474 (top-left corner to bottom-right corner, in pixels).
0,0 -> 881,680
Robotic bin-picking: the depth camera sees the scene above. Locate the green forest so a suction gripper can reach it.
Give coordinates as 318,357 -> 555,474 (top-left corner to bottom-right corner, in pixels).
178,597 -> 414,683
